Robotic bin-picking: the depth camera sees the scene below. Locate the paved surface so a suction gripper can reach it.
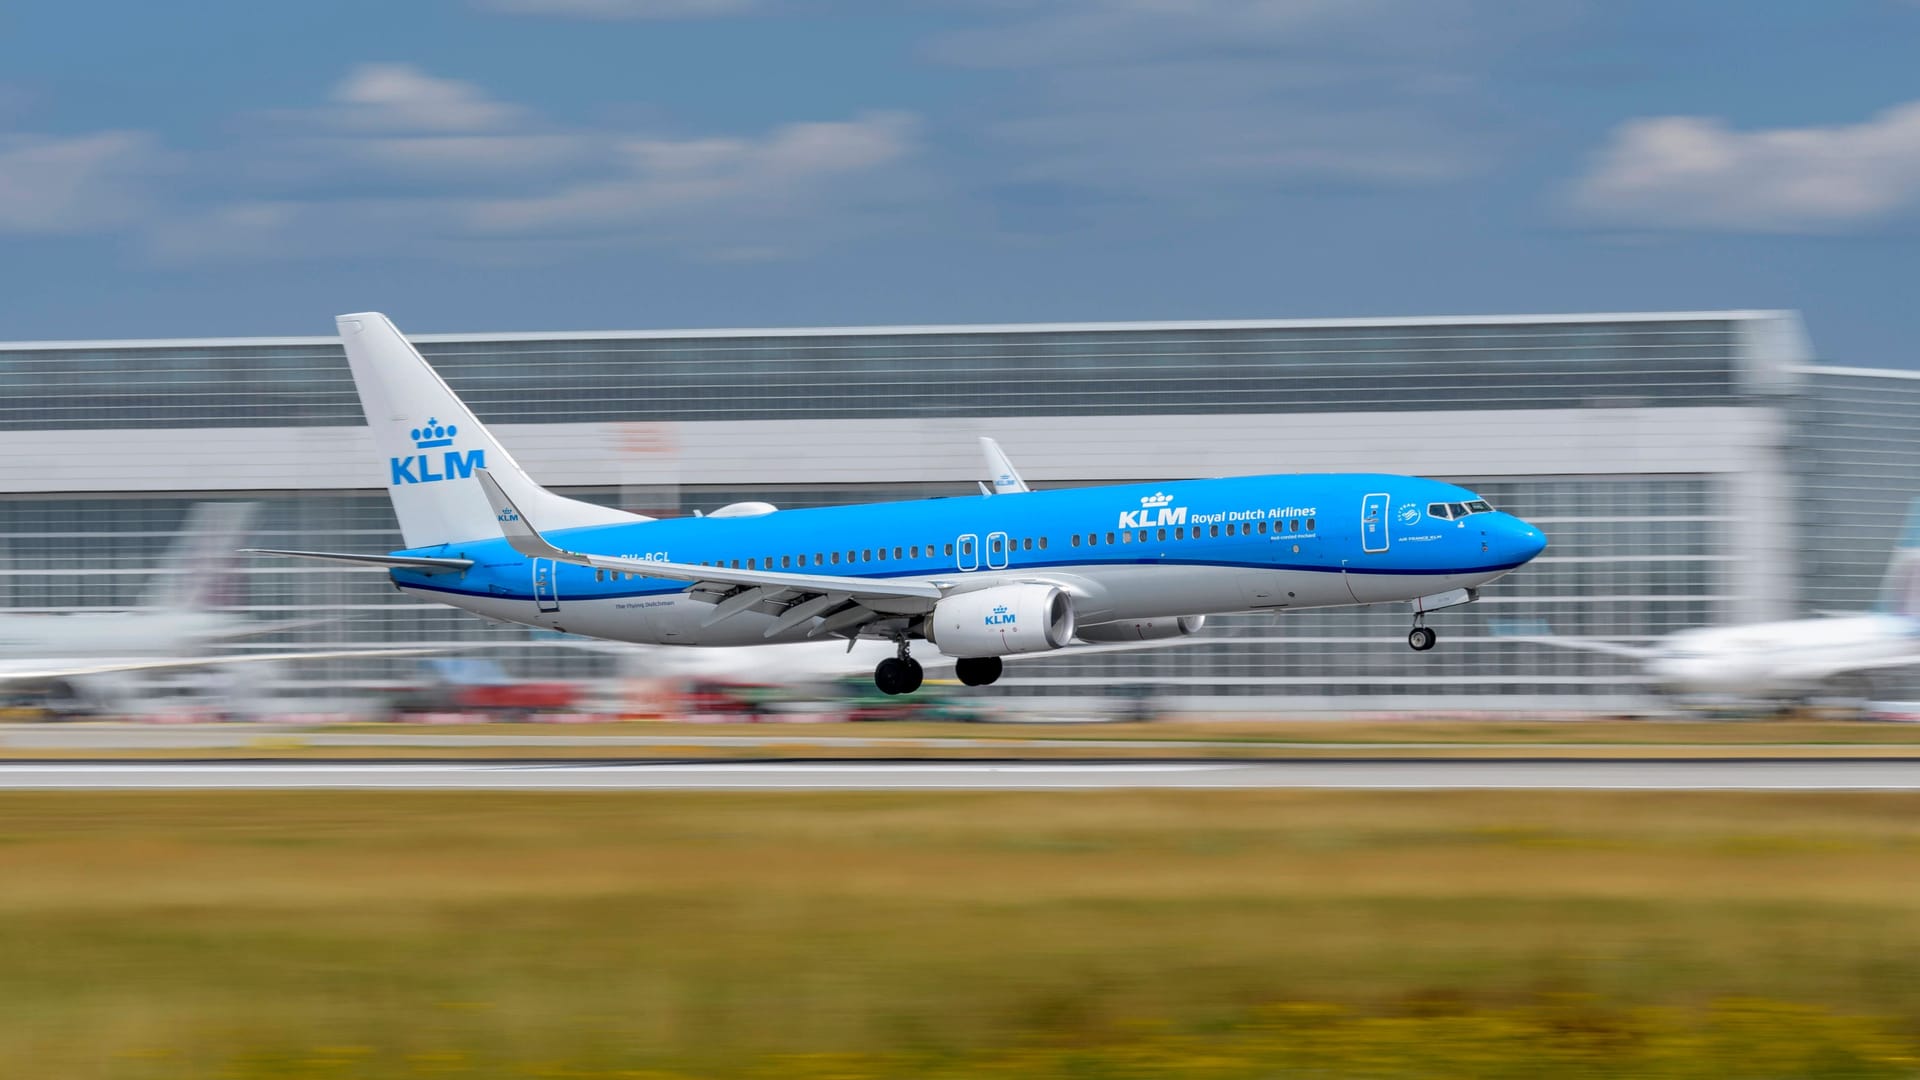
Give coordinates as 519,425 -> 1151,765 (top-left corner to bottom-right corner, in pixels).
3,759 -> 1920,790
8,724 -> 1920,755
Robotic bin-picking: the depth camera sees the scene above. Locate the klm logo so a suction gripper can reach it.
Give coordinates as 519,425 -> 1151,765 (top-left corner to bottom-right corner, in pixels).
391,418 -> 485,485
985,604 -> 1017,627
1118,491 -> 1187,529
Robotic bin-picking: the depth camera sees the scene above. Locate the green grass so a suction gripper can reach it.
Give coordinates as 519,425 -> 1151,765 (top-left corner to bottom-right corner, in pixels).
3,792 -> 1920,1076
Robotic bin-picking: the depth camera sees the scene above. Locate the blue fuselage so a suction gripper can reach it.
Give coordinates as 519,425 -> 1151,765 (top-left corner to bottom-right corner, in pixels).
391,472 -> 1545,646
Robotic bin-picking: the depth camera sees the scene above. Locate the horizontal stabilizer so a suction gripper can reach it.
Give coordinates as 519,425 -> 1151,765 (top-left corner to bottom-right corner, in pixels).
243,549 -> 473,574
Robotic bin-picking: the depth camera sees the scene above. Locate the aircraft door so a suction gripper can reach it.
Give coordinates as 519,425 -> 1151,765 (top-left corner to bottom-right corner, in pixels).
1361,492 -> 1390,554
956,533 -> 979,572
986,531 -> 1010,570
532,558 -> 561,612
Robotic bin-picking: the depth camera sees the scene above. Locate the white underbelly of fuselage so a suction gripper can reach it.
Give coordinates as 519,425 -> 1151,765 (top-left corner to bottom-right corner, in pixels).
406,563 -> 1480,647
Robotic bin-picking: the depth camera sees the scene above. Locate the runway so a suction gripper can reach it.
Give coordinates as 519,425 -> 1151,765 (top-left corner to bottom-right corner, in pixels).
3,759 -> 1920,790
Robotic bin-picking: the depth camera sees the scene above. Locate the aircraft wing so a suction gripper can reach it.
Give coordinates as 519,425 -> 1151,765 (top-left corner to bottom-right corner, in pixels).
475,471 -> 947,620
980,437 -> 1031,494
1504,636 -> 1657,660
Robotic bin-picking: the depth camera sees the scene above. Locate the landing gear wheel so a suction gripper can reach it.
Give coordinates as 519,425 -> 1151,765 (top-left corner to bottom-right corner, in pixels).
875,656 -> 925,696
1408,626 -> 1437,652
955,656 -> 1004,687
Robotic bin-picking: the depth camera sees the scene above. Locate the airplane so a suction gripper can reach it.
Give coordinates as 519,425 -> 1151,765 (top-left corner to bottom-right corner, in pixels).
1527,515 -> 1920,708
0,502 -> 431,716
251,312 -> 1550,696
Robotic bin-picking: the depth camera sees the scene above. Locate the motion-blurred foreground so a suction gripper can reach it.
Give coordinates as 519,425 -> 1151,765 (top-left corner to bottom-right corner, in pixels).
2,308 -> 1917,719
6,791 -> 1920,1078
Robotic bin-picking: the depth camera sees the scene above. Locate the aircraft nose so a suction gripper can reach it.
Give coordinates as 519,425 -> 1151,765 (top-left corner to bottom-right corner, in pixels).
1495,514 -> 1548,567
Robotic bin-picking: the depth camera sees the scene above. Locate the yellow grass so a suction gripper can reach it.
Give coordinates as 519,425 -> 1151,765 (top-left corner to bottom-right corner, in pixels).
2,791 -> 1920,1076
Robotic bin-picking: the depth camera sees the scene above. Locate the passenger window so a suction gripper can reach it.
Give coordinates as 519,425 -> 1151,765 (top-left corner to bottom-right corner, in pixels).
1107,532 -> 1116,545
1308,517 -> 1316,530
910,545 -> 919,558
1088,533 -> 1099,546
863,549 -> 872,562
1210,525 -> 1220,538
832,552 -> 841,565
945,543 -> 954,556
847,550 -> 856,563
989,537 -> 1002,555
748,558 -> 757,569
1121,531 -> 1132,544
595,569 -> 604,582
894,546 -> 903,559
731,559 -> 741,569
1258,521 -> 1268,534
1157,528 -> 1166,541
1227,524 -> 1237,536
1071,534 -> 1081,547
1038,536 -> 1047,550
1290,519 -> 1300,532
782,555 -> 792,568
1175,527 -> 1184,540
961,539 -> 973,556
1023,537 -> 1033,551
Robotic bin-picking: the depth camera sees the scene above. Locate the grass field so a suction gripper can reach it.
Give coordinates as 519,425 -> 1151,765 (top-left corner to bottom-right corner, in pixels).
4,791 -> 1920,1077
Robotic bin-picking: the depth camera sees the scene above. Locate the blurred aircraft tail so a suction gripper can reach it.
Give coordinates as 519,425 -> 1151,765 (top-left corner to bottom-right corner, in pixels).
1876,499 -> 1920,617
141,501 -> 257,611
335,312 -> 647,549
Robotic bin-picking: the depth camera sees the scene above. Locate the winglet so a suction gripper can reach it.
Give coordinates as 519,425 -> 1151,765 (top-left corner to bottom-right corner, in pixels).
475,469 -> 570,562
979,437 -> 1030,494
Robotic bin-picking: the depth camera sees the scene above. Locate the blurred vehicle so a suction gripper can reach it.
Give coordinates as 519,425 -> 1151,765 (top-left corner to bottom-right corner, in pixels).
1528,508 -> 1920,711
254,312 -> 1548,701
384,658 -> 582,721
0,503 -> 428,718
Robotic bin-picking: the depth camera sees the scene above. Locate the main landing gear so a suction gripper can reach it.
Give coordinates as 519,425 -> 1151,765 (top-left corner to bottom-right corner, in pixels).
955,656 -> 1003,687
1407,617 -> 1437,652
874,642 -> 924,696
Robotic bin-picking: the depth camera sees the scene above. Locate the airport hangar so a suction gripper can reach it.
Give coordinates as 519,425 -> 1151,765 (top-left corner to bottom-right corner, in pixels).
0,309 -> 1912,712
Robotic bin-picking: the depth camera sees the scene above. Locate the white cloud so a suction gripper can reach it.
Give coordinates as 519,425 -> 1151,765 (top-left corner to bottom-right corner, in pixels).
1568,102 -> 1920,232
139,67 -> 920,264
325,64 -> 526,133
479,0 -> 754,17
0,131 -> 164,234
467,111 -> 917,233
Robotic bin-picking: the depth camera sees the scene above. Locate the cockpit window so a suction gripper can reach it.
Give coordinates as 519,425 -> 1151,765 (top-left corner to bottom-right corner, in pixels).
1429,499 -> 1497,520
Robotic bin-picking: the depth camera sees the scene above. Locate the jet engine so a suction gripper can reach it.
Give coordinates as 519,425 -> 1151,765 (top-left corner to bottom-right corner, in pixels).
925,584 -> 1075,657
1076,616 -> 1206,643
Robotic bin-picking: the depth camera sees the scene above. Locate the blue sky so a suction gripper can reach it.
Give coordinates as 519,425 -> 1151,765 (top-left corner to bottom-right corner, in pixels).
1,0 -> 1917,364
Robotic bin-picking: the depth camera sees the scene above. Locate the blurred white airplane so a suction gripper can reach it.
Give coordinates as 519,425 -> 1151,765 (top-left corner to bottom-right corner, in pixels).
1532,519 -> 1920,707
0,503 -> 427,716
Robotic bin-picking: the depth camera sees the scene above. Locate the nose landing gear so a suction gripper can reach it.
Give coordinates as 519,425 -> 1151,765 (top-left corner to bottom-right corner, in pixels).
874,640 -> 925,695
1407,619 -> 1437,652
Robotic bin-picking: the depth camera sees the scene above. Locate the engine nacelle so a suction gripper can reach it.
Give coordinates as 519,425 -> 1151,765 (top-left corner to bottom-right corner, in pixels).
926,584 -> 1075,657
1075,615 -> 1206,643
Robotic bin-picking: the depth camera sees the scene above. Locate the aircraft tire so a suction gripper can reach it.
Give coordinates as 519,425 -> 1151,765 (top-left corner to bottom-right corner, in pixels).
899,657 -> 924,694
1408,627 -> 1437,652
875,657 -> 907,695
956,656 -> 1003,687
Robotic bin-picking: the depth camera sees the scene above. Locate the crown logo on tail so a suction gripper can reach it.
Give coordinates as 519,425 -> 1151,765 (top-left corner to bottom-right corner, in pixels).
411,418 -> 457,449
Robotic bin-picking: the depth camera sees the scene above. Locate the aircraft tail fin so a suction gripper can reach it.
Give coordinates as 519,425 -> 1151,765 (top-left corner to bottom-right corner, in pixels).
336,312 -> 647,548
141,501 -> 258,611
1878,499 -> 1920,617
